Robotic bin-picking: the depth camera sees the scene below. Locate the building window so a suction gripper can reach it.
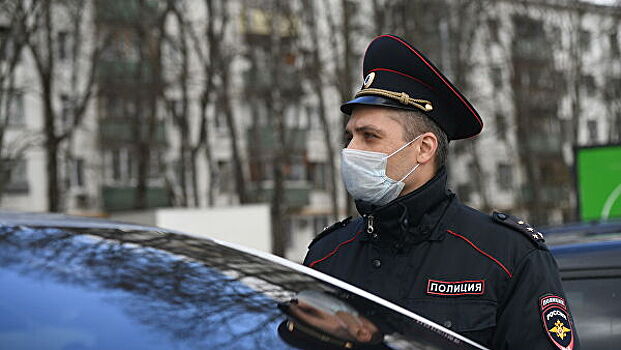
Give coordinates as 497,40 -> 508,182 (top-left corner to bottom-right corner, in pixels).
285,157 -> 305,181
496,163 -> 513,190
126,150 -> 135,181
2,158 -> 29,193
581,74 -> 596,96
0,26 -> 12,61
491,67 -> 503,89
495,112 -> 507,140
307,162 -> 327,190
65,158 -> 85,188
580,30 -> 591,51
305,105 -> 319,130
149,151 -> 162,178
60,94 -> 72,129
112,149 -> 122,182
587,120 -> 598,143
57,31 -> 68,61
104,95 -> 124,118
217,160 -> 232,192
7,91 -> 24,126
74,158 -> 84,187
611,32 -> 620,57
488,19 -> 499,42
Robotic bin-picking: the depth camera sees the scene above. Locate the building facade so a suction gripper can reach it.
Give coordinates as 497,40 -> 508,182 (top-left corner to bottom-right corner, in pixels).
1,0 -> 620,259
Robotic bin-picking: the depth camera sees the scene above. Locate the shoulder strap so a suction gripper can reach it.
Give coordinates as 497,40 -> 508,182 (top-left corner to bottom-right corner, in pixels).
308,216 -> 352,249
492,211 -> 547,249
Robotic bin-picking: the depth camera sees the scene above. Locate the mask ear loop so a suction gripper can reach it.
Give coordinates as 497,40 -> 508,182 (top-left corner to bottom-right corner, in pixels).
399,163 -> 420,182
385,134 -> 423,182
385,134 -> 423,159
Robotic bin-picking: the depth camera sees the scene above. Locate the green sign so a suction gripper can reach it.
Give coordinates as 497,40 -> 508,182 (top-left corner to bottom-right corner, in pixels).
576,144 -> 621,221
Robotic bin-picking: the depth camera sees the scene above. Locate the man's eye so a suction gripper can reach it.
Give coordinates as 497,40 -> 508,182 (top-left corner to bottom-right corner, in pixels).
363,132 -> 376,139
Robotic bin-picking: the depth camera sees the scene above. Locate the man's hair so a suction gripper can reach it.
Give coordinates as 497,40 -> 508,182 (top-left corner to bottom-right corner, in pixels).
390,109 -> 449,170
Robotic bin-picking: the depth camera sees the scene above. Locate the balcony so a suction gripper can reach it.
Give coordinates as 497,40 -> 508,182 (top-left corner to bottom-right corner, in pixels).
247,183 -> 311,208
102,185 -> 170,212
99,118 -> 166,146
520,184 -> 569,205
242,68 -> 303,97
524,134 -> 562,154
98,60 -> 154,85
95,0 -> 160,24
245,126 -> 306,154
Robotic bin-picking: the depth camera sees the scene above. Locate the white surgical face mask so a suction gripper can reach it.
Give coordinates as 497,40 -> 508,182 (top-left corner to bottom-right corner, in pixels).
341,135 -> 421,206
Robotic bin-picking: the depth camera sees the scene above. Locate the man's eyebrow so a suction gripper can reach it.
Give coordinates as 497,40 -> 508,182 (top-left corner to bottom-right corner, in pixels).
354,125 -> 384,135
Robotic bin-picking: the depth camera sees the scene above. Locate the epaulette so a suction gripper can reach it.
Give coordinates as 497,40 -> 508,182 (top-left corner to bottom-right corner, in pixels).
308,216 -> 352,249
492,211 -> 547,249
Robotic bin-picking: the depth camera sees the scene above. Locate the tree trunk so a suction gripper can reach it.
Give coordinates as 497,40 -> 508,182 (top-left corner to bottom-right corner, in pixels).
306,0 -> 339,221
340,0 -> 355,216
220,62 -> 247,204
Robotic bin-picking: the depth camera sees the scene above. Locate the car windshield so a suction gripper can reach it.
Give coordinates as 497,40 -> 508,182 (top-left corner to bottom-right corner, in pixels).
0,224 -> 486,350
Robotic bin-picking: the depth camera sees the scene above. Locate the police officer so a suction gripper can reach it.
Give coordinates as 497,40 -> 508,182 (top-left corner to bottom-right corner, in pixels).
303,35 -> 579,350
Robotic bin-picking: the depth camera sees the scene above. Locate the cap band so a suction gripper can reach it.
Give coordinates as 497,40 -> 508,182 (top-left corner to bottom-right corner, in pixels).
354,88 -> 433,112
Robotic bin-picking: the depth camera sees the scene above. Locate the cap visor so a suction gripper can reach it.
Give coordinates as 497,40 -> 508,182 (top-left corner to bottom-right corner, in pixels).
340,95 -> 425,115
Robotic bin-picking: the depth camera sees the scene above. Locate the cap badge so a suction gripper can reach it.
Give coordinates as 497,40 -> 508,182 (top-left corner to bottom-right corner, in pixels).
362,72 -> 375,88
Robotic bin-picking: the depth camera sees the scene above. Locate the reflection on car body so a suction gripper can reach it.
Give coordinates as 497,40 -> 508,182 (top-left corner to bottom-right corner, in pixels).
278,290 -> 384,348
545,220 -> 621,350
0,212 -> 488,349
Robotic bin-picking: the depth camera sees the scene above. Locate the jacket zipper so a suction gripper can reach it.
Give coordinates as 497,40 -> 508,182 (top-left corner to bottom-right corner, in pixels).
366,214 -> 375,234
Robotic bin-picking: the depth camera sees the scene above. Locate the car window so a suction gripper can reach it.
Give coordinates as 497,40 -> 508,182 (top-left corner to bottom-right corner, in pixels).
563,277 -> 621,350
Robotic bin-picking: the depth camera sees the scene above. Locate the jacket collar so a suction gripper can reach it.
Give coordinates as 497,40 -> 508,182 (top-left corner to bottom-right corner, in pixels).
356,167 -> 453,250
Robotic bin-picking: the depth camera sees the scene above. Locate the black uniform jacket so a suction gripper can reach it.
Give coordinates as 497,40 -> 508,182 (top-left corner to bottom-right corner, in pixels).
303,168 -> 579,350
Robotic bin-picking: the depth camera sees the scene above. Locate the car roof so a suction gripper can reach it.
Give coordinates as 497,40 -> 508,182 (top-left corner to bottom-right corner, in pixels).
542,219 -> 621,246
0,210 -> 171,232
543,220 -> 621,271
0,211 -> 488,350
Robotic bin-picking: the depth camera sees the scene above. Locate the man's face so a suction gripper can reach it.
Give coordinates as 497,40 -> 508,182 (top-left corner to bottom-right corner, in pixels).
344,105 -> 419,182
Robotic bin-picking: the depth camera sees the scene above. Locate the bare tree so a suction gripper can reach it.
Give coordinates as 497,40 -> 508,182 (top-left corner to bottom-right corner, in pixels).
187,0 -> 246,206
322,0 -> 359,216
162,0 -> 193,207
184,0 -> 226,207
125,0 -> 174,210
217,26 -> 248,206
445,0 -> 493,213
0,0 -> 42,198
26,0 -> 104,212
301,0 -> 339,221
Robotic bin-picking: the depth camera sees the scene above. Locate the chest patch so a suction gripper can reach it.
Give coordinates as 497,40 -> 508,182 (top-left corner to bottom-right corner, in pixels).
426,279 -> 485,296
540,295 -> 574,350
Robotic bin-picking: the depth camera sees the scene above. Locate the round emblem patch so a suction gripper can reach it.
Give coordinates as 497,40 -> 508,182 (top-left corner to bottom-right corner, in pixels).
362,72 -> 375,88
541,305 -> 574,350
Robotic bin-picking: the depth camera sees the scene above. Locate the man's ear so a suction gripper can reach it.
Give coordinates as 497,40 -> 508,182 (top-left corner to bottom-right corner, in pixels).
416,132 -> 438,165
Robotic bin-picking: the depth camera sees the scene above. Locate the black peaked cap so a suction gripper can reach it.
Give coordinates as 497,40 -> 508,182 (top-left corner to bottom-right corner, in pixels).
341,34 -> 483,140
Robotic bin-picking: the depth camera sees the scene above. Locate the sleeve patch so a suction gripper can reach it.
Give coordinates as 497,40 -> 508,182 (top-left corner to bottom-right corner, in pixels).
540,293 -> 574,350
492,211 -> 546,248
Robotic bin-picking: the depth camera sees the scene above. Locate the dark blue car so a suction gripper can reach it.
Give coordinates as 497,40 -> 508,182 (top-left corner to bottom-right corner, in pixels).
545,220 -> 621,350
0,211 -> 487,350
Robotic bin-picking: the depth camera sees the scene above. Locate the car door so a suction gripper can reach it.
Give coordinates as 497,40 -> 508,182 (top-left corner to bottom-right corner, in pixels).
553,241 -> 621,350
